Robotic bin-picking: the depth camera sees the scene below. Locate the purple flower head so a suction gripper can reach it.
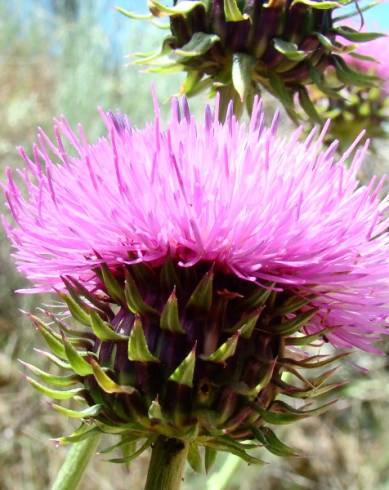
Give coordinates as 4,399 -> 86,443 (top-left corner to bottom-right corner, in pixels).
3,97 -> 389,353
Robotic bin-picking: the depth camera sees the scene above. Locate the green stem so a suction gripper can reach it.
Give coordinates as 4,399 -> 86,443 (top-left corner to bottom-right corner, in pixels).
51,434 -> 101,490
144,436 -> 189,490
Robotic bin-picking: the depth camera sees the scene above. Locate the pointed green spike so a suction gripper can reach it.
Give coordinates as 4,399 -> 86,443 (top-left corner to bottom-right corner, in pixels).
89,311 -> 127,341
188,443 -> 204,474
26,377 -> 84,400
62,333 -> 93,376
240,283 -> 275,309
285,326 -> 336,345
55,425 -> 101,445
186,269 -> 214,312
58,293 -> 91,326
175,32 -> 220,58
232,52 -> 255,101
251,399 -> 336,424
271,308 -> 318,336
224,0 -> 247,21
248,359 -> 277,396
204,447 -> 217,473
160,256 -> 181,291
169,346 -> 196,387
148,0 -> 206,17
148,398 -> 163,420
19,360 -> 78,387
160,288 -> 185,334
275,295 -> 313,315
52,403 -> 103,419
115,6 -> 153,20
107,437 -> 155,464
34,349 -> 71,369
205,332 -> 239,363
238,310 -> 261,339
63,275 -> 112,316
100,263 -> 126,304
89,358 -> 136,395
99,434 -> 141,454
252,427 -> 299,457
31,315 -> 67,360
128,317 -> 159,362
124,270 -> 158,315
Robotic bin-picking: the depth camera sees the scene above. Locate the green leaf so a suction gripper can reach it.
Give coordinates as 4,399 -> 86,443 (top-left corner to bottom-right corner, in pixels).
19,360 -> 78,387
273,38 -> 306,61
169,346 -> 196,387
286,326 -> 335,345
224,0 -> 247,21
26,377 -> 84,400
275,295 -> 313,316
100,263 -> 126,304
89,311 -> 127,341
204,438 -> 263,465
34,349 -> 71,369
124,270 -> 158,315
238,310 -> 261,339
252,427 -> 299,457
205,332 -> 239,363
59,293 -> 91,326
89,359 -> 135,394
148,398 -> 164,420
298,87 -> 322,123
270,308 -> 318,336
52,404 -> 103,419
31,315 -> 67,360
186,269 -> 214,312
188,443 -> 204,473
128,317 -> 159,362
99,434 -> 141,454
334,56 -> 378,87
56,425 -> 101,445
204,447 -> 217,473
240,283 -> 275,309
160,288 -> 185,333
174,32 -> 220,58
108,437 -> 155,463
148,0 -> 206,17
334,27 -> 384,42
232,52 -> 255,101
115,6 -> 153,20
292,0 -> 342,9
62,334 -> 94,376
251,399 -> 335,424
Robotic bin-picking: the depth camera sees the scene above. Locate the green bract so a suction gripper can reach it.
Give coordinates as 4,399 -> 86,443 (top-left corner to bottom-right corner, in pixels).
25,262 -> 343,467
119,0 -> 381,120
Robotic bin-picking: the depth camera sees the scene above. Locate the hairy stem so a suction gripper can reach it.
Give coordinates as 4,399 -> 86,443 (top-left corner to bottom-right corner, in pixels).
144,436 -> 189,490
51,434 -> 101,490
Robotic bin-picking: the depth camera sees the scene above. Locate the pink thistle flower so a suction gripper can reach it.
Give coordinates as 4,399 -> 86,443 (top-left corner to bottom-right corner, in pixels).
3,97 -> 389,353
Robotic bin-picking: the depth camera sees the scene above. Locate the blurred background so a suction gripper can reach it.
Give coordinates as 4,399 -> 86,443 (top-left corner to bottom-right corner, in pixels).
0,1 -> 389,489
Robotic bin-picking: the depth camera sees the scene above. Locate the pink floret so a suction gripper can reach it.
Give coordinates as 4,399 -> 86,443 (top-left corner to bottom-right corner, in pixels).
2,97 -> 389,352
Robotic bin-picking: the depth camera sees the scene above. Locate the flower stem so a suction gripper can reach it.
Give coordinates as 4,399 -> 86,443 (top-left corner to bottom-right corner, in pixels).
51,434 -> 101,490
144,436 -> 189,490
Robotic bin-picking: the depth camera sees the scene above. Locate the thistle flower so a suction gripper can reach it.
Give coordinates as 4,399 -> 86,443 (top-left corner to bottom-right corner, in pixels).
309,33 -> 389,149
119,0 -> 380,120
3,98 -> 389,473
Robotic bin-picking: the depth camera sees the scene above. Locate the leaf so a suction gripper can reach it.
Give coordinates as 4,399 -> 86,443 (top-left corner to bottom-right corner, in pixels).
62,333 -> 93,376
26,377 -> 84,400
174,32 -> 220,58
148,0 -> 206,17
205,447 -> 217,473
100,263 -> 126,304
99,434 -> 142,454
115,6 -> 153,20
89,359 -> 135,395
269,309 -> 318,336
124,270 -> 158,315
169,346 -> 196,387
205,332 -> 239,363
252,427 -> 299,457
232,53 -> 255,101
188,443 -> 204,473
19,360 -> 78,387
108,437 -> 155,463
292,0 -> 342,9
298,87 -> 322,123
186,269 -> 214,312
31,316 -> 67,360
240,283 -> 275,309
55,425 -> 101,445
224,0 -> 247,21
334,27 -> 384,43
128,317 -> 159,362
250,399 -> 336,424
34,349 -> 71,369
59,293 -> 91,326
52,404 -> 103,419
160,288 -> 185,334
204,438 -> 264,465
89,311 -> 127,341
273,39 -> 306,62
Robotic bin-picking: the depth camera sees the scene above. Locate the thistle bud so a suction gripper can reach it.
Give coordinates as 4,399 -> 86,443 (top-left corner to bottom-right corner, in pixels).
119,0 -> 381,120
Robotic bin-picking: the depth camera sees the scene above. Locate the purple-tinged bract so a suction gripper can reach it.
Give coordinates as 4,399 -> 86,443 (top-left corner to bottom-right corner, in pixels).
3,97 -> 389,354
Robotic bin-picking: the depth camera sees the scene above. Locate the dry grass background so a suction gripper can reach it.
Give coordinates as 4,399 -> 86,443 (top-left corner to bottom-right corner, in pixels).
0,2 -> 388,489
